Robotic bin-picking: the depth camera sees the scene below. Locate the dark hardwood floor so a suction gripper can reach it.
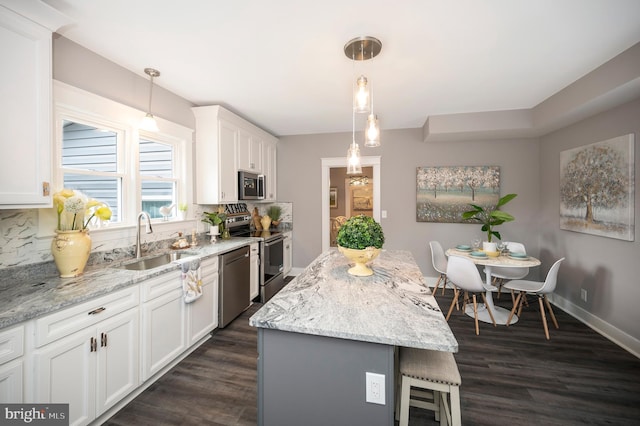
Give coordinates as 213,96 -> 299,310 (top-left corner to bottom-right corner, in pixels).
105,286 -> 640,426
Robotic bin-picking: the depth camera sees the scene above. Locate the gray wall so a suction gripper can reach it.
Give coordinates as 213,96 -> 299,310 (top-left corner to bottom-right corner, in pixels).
539,97 -> 640,342
53,35 -> 195,129
278,129 -> 541,276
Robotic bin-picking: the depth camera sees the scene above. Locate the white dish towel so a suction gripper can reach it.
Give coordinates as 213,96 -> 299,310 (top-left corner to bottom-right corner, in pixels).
181,258 -> 202,303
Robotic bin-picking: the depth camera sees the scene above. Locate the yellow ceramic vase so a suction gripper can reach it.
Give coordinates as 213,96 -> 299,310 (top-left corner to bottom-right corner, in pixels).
260,215 -> 272,230
338,246 -> 381,276
51,230 -> 91,277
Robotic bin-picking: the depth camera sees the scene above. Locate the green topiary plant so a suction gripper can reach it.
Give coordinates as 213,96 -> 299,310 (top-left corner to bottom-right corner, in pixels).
336,215 -> 385,250
267,205 -> 282,222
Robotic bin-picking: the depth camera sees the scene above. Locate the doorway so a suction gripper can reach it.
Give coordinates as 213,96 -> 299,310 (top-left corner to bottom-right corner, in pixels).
321,156 -> 381,252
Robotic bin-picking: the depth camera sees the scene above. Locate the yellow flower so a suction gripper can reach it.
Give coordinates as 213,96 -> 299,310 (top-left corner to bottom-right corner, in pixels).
52,188 -> 111,231
95,206 -> 112,221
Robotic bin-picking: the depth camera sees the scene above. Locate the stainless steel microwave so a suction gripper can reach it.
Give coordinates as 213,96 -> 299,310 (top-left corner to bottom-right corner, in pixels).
238,171 -> 265,200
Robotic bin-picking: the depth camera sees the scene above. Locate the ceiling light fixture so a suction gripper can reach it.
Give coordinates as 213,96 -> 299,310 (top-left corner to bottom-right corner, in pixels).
140,67 -> 160,132
350,175 -> 369,186
344,36 -> 382,170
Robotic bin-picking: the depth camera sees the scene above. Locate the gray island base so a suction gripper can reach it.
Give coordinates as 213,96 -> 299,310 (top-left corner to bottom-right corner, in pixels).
250,249 -> 458,426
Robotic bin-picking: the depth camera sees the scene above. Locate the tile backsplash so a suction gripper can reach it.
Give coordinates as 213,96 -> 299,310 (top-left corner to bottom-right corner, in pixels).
0,201 -> 293,271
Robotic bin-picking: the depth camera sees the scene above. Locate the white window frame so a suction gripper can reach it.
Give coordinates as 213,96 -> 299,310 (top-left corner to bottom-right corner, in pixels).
37,81 -> 193,248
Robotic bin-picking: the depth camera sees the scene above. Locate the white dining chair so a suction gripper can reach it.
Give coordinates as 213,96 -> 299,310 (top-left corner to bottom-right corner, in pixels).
429,241 -> 449,296
446,255 -> 496,335
503,258 -> 565,340
484,241 -> 529,299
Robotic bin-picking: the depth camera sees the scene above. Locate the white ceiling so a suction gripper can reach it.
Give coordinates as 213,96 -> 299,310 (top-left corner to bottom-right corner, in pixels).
44,0 -> 640,137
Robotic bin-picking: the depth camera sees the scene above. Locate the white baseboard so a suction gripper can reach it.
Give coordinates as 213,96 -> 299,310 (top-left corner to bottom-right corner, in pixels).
424,274 -> 640,359
548,293 -> 640,359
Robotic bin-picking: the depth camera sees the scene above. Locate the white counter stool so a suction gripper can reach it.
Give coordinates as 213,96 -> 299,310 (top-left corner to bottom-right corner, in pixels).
398,347 -> 462,426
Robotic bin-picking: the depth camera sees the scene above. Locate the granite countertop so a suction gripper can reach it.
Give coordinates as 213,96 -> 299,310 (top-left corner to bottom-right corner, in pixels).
250,249 -> 458,352
0,238 -> 257,330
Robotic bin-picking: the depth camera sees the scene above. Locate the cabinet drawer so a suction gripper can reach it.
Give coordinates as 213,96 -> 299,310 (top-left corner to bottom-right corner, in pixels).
35,286 -> 139,348
200,256 -> 219,277
0,325 -> 24,365
140,270 -> 182,303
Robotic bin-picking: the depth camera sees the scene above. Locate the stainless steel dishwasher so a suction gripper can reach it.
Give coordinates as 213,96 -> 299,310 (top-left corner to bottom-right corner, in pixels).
219,245 -> 251,328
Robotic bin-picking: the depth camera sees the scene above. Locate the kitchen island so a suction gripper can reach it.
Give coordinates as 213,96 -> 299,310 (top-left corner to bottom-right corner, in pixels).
249,249 -> 458,426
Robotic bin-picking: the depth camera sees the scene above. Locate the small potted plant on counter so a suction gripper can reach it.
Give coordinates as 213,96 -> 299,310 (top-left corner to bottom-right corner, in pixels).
462,193 -> 517,253
267,205 -> 282,228
336,215 -> 385,276
202,211 -> 228,241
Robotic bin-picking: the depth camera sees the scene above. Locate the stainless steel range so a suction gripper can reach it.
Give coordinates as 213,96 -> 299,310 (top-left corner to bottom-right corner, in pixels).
224,206 -> 285,303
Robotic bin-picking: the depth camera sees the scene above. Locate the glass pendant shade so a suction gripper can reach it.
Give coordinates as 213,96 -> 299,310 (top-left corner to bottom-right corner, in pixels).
364,114 -> 380,147
140,113 -> 159,132
347,142 -> 362,174
354,75 -> 370,114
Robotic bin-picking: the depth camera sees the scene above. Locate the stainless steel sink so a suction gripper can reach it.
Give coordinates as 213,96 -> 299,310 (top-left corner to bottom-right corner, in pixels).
118,251 -> 197,271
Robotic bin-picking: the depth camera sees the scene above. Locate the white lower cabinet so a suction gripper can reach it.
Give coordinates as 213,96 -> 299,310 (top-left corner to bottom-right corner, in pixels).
250,243 -> 260,301
188,256 -> 218,346
140,270 -> 186,381
283,231 -> 293,276
33,305 -> 139,426
0,325 -> 24,402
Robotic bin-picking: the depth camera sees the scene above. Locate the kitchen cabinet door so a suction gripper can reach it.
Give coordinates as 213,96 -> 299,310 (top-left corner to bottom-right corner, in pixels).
33,327 -> 96,426
193,106 -> 238,204
188,256 -> 218,345
238,129 -> 263,174
283,231 -> 292,276
218,119 -> 239,202
0,359 -> 23,403
95,308 -> 139,416
263,139 -> 277,201
250,243 -> 260,301
0,6 -> 54,208
141,288 -> 186,381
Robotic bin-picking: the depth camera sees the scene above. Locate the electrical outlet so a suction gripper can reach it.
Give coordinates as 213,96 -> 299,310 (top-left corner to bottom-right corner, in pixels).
581,289 -> 588,302
366,372 -> 385,405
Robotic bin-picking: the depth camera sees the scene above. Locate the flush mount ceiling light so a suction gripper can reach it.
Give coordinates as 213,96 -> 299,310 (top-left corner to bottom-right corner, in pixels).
344,36 -> 382,167
140,67 -> 160,132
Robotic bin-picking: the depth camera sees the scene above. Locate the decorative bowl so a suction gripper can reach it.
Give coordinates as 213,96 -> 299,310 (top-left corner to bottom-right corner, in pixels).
338,246 -> 381,276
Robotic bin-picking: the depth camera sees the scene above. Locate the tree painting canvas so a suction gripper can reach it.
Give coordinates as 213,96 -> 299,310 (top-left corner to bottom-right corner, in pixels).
560,134 -> 635,241
417,166 -> 500,223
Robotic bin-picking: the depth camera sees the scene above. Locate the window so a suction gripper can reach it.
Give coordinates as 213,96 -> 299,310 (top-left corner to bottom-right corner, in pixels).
49,82 -> 193,235
139,138 -> 177,219
61,120 -> 122,222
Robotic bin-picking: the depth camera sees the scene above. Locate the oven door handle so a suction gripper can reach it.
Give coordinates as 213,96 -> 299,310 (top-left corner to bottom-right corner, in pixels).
264,237 -> 284,247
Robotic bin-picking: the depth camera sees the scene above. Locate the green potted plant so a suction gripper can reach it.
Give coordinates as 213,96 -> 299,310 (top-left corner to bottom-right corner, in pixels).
202,211 -> 227,240
178,202 -> 188,220
462,193 -> 517,252
336,215 -> 385,276
267,205 -> 282,227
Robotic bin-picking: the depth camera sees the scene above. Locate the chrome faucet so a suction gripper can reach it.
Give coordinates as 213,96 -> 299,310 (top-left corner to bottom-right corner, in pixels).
136,211 -> 153,258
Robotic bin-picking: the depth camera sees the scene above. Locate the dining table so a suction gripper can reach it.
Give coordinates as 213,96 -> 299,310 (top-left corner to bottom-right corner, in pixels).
445,247 -> 541,325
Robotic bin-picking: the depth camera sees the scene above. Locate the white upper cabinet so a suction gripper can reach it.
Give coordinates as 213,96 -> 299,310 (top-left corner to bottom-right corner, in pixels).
263,138 -> 277,201
0,2 -> 70,209
192,106 -> 238,204
237,129 -> 263,174
193,105 -> 277,204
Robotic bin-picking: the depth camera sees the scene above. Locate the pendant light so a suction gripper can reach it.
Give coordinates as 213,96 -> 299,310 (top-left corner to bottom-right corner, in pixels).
347,105 -> 362,175
365,79 -> 380,147
140,67 -> 160,132
344,36 -> 382,158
